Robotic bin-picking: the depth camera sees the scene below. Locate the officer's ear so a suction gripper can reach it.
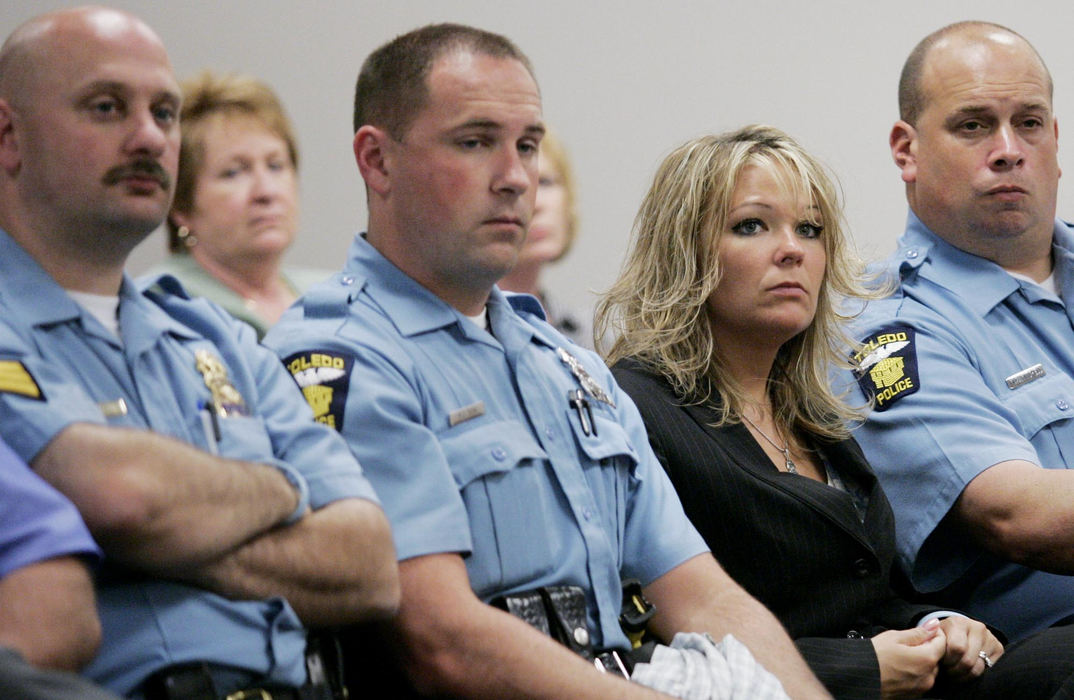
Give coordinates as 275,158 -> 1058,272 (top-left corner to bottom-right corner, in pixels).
0,98 -> 21,176
354,125 -> 392,198
890,120 -> 917,184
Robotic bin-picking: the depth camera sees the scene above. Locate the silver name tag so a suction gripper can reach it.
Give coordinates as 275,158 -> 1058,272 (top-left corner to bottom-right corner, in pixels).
1005,363 -> 1045,390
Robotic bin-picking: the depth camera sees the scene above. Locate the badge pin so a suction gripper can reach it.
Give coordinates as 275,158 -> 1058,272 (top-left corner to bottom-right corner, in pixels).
556,347 -> 615,408
1006,363 -> 1046,390
195,350 -> 247,417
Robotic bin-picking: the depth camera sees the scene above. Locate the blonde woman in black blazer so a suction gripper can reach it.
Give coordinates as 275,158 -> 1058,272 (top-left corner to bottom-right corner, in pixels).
598,126 -> 1074,699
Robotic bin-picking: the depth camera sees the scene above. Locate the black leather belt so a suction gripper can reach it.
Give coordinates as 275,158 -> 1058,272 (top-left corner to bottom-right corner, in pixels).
141,662 -> 333,700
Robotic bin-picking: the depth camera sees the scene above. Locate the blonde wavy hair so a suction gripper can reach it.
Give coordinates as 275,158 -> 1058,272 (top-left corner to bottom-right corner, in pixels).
597,125 -> 872,439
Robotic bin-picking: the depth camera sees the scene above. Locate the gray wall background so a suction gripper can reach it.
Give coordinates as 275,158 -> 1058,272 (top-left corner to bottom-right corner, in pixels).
4,1 -> 1072,313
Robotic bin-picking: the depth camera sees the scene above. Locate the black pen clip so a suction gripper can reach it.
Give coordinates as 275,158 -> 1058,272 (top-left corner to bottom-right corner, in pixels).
568,389 -> 596,437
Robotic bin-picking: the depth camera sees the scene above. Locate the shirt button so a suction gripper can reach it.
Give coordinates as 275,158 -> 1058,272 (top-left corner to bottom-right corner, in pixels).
1058,400 -> 1070,411
491,447 -> 507,461
341,275 -> 355,286
906,249 -> 919,260
545,426 -> 555,440
582,507 -> 593,521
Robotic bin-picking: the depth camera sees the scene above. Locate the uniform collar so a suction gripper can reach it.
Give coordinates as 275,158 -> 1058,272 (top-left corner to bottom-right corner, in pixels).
0,228 -> 86,328
0,228 -> 200,347
133,273 -> 215,346
897,210 -> 1069,317
344,233 -> 558,351
1051,220 -> 1074,302
343,234 -> 460,337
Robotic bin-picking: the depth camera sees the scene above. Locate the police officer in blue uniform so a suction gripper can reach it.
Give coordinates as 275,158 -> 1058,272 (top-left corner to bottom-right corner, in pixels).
0,7 -> 398,697
0,434 -> 101,671
0,436 -> 123,700
266,23 -> 828,700
846,21 -> 1074,644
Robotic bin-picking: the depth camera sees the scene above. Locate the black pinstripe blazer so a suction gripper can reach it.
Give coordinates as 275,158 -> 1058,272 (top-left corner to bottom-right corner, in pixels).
613,358 -> 940,700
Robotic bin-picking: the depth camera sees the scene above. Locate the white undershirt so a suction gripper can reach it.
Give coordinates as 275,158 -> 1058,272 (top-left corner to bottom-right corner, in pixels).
462,308 -> 490,331
67,290 -> 121,338
1008,269 -> 1059,298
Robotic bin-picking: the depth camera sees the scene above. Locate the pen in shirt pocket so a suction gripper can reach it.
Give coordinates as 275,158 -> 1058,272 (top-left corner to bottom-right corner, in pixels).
568,389 -> 596,437
198,400 -> 221,455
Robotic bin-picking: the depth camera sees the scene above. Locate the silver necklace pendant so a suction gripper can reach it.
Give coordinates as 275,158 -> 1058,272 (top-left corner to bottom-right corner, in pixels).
742,413 -> 798,475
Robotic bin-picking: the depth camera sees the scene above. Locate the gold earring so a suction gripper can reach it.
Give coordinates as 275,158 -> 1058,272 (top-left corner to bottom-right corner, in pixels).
178,225 -> 197,248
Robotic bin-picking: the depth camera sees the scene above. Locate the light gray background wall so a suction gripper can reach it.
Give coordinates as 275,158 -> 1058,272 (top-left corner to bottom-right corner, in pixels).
4,1 -> 1072,313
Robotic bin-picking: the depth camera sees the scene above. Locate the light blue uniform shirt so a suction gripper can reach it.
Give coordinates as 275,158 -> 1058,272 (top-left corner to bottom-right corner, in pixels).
266,234 -> 707,650
0,435 -> 100,577
844,212 -> 1074,641
0,229 -> 378,694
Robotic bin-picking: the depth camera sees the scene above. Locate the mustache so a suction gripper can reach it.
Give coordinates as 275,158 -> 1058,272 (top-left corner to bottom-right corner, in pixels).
102,160 -> 171,189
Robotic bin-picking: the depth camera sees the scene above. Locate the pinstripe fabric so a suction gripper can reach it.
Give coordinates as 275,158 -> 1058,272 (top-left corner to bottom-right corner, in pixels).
612,358 -> 934,699
613,358 -> 1074,699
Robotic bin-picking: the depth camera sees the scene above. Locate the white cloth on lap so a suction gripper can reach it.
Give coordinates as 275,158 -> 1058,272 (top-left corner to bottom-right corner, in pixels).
630,632 -> 789,700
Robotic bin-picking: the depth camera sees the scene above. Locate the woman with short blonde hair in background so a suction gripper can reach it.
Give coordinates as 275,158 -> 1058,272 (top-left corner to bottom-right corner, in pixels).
147,71 -> 325,338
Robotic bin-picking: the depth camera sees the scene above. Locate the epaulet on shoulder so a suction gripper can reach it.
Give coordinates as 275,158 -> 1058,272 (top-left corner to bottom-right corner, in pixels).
505,292 -> 547,321
302,274 -> 364,319
140,273 -> 191,301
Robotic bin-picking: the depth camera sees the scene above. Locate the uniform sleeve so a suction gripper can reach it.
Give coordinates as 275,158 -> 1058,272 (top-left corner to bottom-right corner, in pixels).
226,317 -> 379,510
0,321 -> 105,463
268,331 -> 471,562
848,310 -> 1041,592
0,437 -> 100,577
609,372 -> 709,586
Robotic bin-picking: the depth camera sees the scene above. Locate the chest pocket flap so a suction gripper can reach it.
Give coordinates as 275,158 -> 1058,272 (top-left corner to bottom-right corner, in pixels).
567,411 -> 639,469
441,419 -> 548,488
1002,370 -> 1074,438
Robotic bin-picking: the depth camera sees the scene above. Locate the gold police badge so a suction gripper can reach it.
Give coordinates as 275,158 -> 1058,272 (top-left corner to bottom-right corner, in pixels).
195,350 -> 247,417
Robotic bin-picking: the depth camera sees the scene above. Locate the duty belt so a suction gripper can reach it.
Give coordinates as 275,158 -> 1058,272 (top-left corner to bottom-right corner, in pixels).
141,662 -> 335,700
492,581 -> 656,679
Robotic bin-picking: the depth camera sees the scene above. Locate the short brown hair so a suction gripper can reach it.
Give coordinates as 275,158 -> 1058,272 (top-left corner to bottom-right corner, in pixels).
167,71 -> 298,251
353,23 -> 535,138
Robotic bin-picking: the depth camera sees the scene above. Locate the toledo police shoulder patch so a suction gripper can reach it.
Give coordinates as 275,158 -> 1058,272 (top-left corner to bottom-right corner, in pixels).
282,350 -> 353,431
851,326 -> 919,412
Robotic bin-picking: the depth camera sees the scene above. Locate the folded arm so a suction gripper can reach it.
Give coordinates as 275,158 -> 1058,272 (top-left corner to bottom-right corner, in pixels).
179,497 -> 399,626
32,422 -> 399,624
31,422 -> 299,571
0,556 -> 100,671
